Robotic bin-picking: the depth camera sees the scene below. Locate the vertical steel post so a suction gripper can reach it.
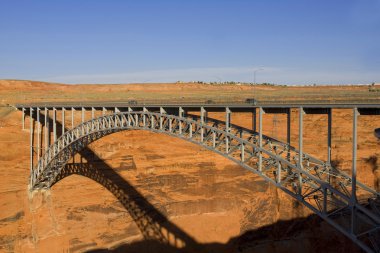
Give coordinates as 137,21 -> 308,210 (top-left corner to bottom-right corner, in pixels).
128,107 -> 132,127
62,107 -> 65,136
299,107 -> 303,167
143,107 -> 147,127
201,107 -> 205,142
160,107 -> 165,130
36,108 -> 40,158
287,108 -> 291,160
53,107 -> 57,143
298,107 -> 304,195
259,107 -> 263,172
327,108 -> 332,184
151,114 -> 155,129
253,108 -> 257,132
241,142 -> 245,161
351,107 -> 358,235
22,107 -> 25,130
327,108 -> 332,163
45,108 -> 49,151
351,108 -> 358,203
225,107 -> 231,153
323,187 -> 327,214
29,108 -> 34,178
179,107 -> 184,118
81,107 -> 85,123
179,107 -> 184,135
277,162 -> 281,183
71,107 -> 74,129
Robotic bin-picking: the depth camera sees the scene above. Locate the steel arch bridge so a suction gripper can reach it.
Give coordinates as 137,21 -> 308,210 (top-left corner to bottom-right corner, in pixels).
18,103 -> 380,252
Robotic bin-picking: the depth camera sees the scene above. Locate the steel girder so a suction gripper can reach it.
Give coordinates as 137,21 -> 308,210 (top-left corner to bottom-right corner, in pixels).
30,111 -> 380,253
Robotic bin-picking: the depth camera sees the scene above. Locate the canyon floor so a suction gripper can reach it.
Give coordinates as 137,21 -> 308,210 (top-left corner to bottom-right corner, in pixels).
0,80 -> 379,252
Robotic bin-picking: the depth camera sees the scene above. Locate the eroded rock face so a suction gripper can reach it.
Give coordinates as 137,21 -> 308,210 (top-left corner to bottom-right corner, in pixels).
0,108 -> 377,252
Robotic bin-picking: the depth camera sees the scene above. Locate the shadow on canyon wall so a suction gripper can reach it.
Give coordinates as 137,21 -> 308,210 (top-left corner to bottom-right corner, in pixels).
31,111 -> 362,253
57,160 -> 361,253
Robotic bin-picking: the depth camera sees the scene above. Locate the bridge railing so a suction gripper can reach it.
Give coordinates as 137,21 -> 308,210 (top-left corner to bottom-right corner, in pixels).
15,97 -> 380,109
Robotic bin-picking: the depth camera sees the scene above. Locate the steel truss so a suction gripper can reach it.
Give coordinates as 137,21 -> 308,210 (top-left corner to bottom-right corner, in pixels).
29,110 -> 380,252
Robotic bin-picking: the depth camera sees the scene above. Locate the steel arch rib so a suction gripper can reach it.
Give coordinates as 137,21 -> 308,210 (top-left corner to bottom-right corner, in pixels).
31,111 -> 380,253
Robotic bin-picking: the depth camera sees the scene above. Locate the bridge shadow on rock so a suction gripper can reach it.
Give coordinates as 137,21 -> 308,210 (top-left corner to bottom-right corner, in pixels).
53,158 -> 201,253
55,160 -> 361,253
84,214 -> 362,253
33,112 -> 363,253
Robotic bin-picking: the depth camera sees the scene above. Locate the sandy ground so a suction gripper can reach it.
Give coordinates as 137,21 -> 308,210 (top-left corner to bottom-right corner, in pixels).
0,80 -> 379,252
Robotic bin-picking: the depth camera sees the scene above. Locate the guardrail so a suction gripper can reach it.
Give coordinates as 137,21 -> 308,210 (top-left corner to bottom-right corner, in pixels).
14,98 -> 380,108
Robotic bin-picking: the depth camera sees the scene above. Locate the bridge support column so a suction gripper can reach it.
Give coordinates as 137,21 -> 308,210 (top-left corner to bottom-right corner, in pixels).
259,107 -> 263,172
201,107 -> 206,142
287,108 -> 291,161
36,108 -> 40,159
160,107 -> 166,130
29,108 -> 34,181
44,108 -> 49,151
81,107 -> 85,123
179,107 -> 184,135
327,108 -> 332,185
22,107 -> 25,130
62,107 -> 65,136
53,107 -> 57,143
351,108 -> 358,236
71,107 -> 75,129
351,108 -> 358,204
127,107 -> 133,126
92,107 -> 95,119
298,107 -> 304,195
225,107 -> 231,153
143,107 -> 148,127
253,108 -> 257,132
179,107 -> 184,118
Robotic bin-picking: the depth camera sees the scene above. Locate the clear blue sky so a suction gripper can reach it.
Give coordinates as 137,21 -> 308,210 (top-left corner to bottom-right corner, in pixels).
1,0 -> 379,84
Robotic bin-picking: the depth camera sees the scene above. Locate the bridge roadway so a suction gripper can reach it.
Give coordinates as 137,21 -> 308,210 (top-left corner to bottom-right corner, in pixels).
14,100 -> 380,109
16,101 -> 380,252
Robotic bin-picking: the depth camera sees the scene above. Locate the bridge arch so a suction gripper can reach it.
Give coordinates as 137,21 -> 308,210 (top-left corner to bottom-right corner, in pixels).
31,111 -> 380,252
